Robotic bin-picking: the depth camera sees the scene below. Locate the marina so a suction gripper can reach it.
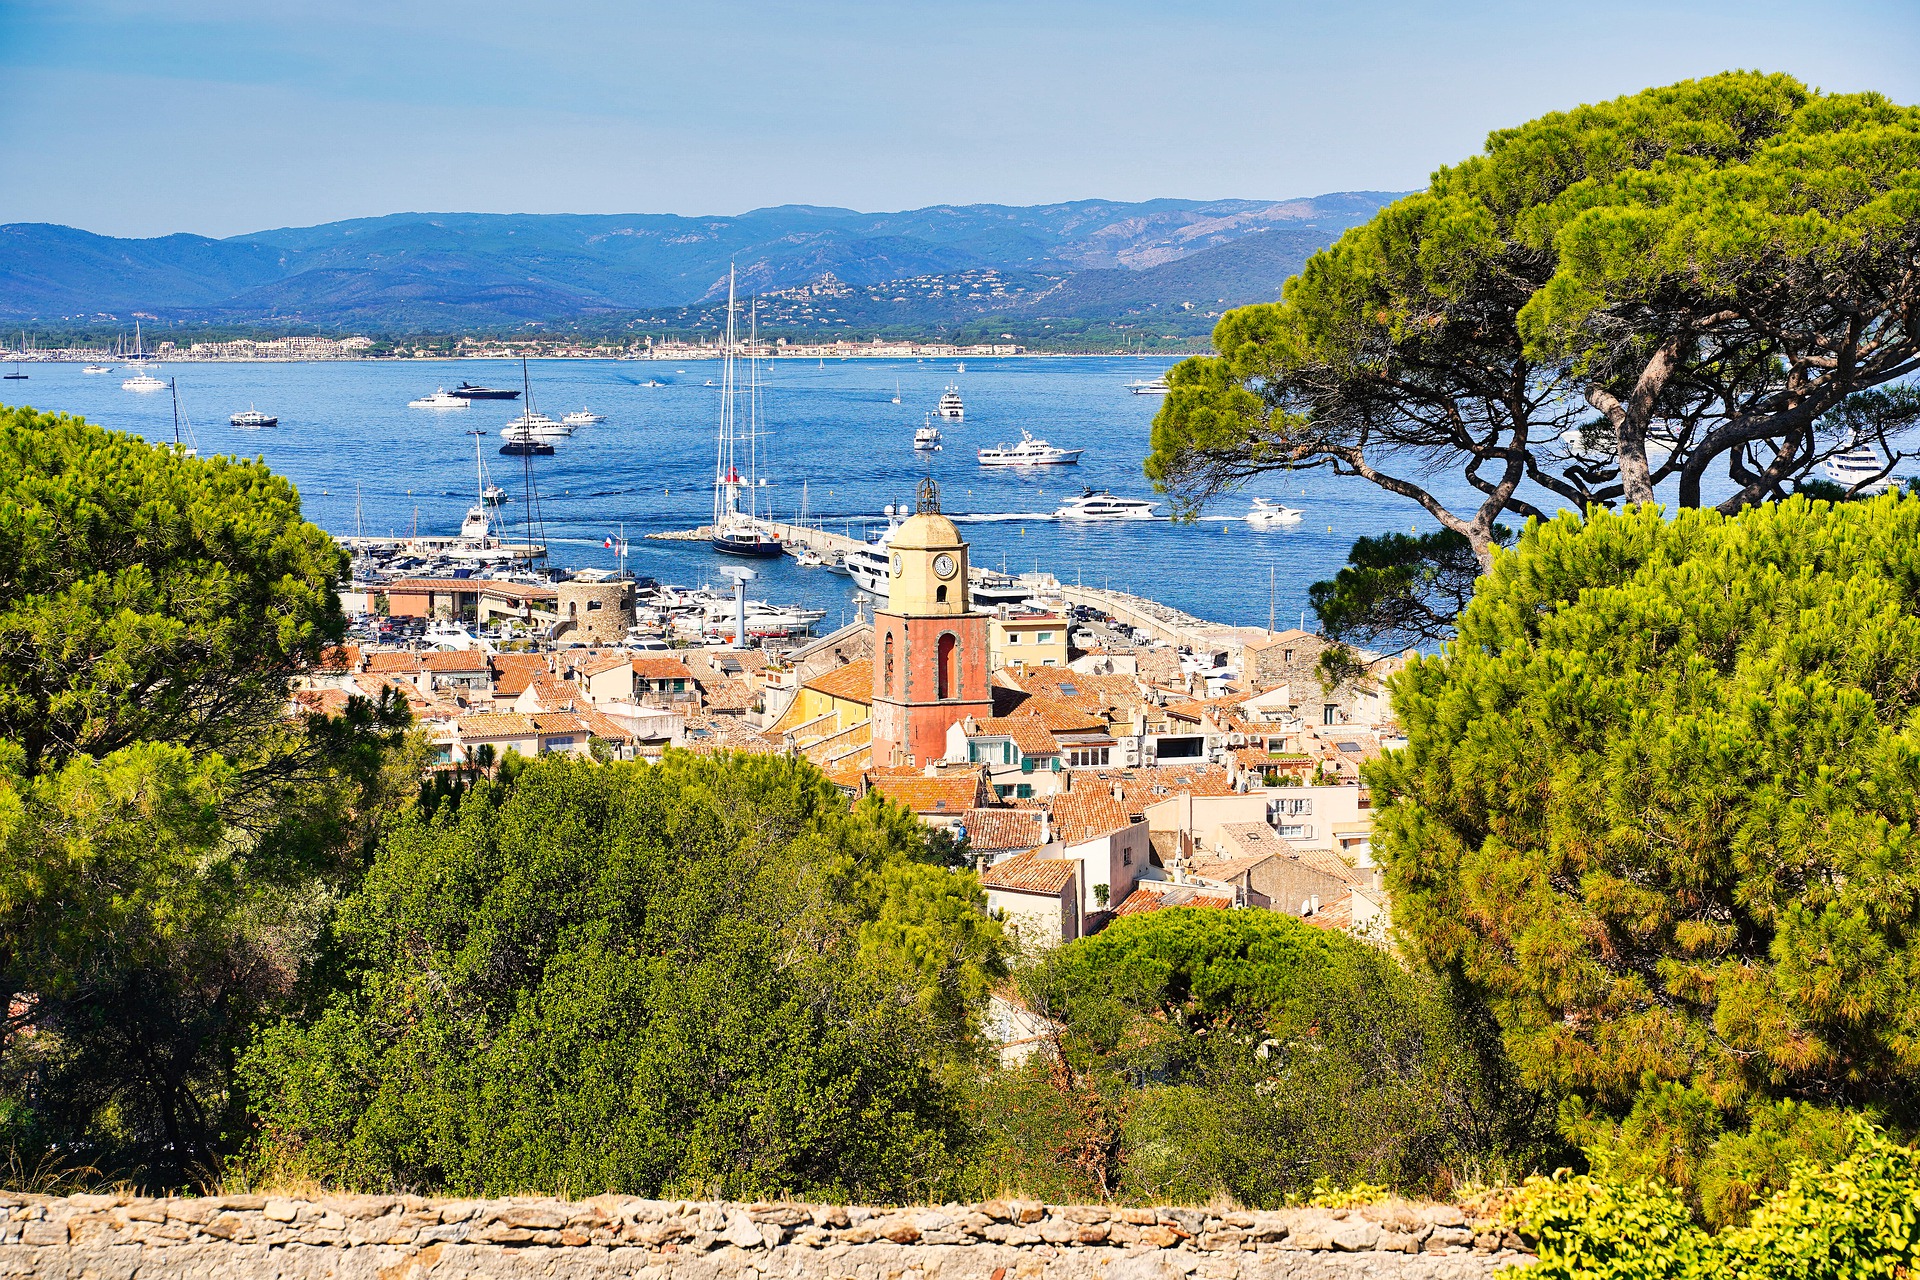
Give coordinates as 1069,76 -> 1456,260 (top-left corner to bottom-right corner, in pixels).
10,355 -> 1451,636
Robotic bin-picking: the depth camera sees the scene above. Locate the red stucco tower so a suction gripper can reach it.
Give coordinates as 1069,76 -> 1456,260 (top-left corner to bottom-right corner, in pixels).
871,479 -> 993,768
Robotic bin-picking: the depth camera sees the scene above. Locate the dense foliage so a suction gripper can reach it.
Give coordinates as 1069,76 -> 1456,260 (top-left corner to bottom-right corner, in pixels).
240,753 -> 1006,1201
1513,1117 -> 1920,1279
1371,492 -> 1920,1214
1306,528 -> 1504,648
0,405 -> 413,1185
969,909 -> 1553,1204
1149,72 -> 1920,571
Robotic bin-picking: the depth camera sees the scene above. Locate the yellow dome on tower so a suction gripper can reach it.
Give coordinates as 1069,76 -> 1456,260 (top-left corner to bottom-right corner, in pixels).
885,479 -> 970,616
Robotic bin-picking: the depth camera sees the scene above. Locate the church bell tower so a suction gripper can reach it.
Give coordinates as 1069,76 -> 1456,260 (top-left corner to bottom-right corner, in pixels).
871,479 -> 993,768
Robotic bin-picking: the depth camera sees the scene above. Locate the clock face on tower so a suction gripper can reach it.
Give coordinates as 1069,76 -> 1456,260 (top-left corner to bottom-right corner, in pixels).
890,553 -> 902,575
933,553 -> 957,579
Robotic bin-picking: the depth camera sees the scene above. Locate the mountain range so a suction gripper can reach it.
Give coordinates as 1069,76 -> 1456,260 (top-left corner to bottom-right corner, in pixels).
0,194 -> 1402,336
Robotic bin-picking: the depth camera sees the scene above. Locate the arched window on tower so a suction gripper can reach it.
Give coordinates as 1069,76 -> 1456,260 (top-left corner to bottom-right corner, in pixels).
936,585 -> 948,604
937,632 -> 957,700
884,632 -> 895,697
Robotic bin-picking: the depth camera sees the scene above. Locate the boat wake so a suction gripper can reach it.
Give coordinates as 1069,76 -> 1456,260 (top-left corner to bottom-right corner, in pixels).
951,511 -> 1060,523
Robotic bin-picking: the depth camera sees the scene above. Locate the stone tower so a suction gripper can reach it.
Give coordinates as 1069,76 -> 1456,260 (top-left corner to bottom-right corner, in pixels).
871,479 -> 993,768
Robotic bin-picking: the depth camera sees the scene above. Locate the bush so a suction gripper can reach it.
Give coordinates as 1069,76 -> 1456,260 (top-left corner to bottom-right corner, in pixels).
239,752 -> 1005,1201
967,908 -> 1554,1204
1513,1117 -> 1920,1280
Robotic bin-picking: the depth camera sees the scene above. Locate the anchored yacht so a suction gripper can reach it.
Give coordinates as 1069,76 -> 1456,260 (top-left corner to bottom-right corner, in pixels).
503,411 -> 571,441
122,369 -> 167,392
409,388 -> 471,409
229,405 -> 278,428
978,429 -> 1083,467
1054,489 -> 1158,521
562,408 -> 605,426
84,365 -> 115,375
845,507 -> 908,596
453,381 -> 521,400
936,384 -> 965,420
914,415 -> 942,451
1128,374 -> 1172,395
1828,435 -> 1896,493
1245,497 -> 1304,527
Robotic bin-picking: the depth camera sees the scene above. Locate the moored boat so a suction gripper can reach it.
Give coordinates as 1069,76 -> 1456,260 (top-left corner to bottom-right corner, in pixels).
978,429 -> 1083,467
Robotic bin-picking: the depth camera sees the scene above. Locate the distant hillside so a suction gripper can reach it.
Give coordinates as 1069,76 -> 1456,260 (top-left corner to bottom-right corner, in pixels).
0,194 -> 1403,333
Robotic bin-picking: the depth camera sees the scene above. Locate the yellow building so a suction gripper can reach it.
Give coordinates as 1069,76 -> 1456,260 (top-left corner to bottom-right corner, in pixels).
989,611 -> 1069,671
767,658 -> 874,768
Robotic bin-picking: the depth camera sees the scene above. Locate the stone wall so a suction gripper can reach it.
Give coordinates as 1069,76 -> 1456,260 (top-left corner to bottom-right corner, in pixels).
2,1191 -> 1533,1280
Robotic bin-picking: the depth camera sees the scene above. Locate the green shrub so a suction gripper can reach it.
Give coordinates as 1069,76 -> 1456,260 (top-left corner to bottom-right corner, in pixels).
1514,1117 -> 1920,1280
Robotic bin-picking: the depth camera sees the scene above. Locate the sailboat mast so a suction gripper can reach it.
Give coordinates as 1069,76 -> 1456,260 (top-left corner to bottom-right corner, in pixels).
170,378 -> 181,446
712,267 -> 737,531
748,293 -> 759,524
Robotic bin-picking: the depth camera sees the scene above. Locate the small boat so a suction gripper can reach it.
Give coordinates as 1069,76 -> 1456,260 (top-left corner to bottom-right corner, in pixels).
978,429 -> 1083,467
453,381 -> 521,400
5,332 -> 28,378
230,405 -> 278,428
481,483 -> 510,505
1128,374 -> 1172,395
821,552 -> 852,577
499,440 -> 555,456
122,369 -> 167,392
409,388 -> 471,409
562,408 -> 604,426
1055,489 -> 1158,521
936,384 -> 965,420
1245,497 -> 1304,527
1828,434 -> 1895,494
914,415 -> 942,452
957,362 -> 967,373
796,549 -> 825,568
83,365 -> 114,374
891,381 -> 901,405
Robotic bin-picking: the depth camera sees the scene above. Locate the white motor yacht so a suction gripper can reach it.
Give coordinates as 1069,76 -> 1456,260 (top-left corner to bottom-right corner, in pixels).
795,548 -> 826,568
1245,497 -> 1304,527
122,369 -> 167,392
1128,375 -> 1172,395
503,411 -> 571,441
84,365 -> 115,375
978,429 -> 1084,467
409,388 -> 471,410
230,405 -> 278,428
482,483 -> 510,505
845,506 -> 908,596
936,384 -> 965,420
1054,489 -> 1159,521
914,416 -> 942,451
562,408 -> 605,426
1828,435 -> 1896,493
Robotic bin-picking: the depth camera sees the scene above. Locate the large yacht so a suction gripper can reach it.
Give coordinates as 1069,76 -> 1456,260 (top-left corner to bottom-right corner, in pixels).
1828,435 -> 1896,493
1128,374 -> 1172,395
453,381 -> 521,400
914,415 -> 942,451
1054,489 -> 1158,521
122,369 -> 167,392
409,388 -> 471,409
845,506 -> 908,595
936,384 -> 965,420
978,429 -> 1083,467
1245,497 -> 1304,527
503,410 -> 571,441
562,408 -> 605,426
84,364 -> 115,375
229,405 -> 278,428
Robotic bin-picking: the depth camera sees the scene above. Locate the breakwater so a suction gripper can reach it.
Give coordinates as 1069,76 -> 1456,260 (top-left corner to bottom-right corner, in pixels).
4,1191 -> 1532,1279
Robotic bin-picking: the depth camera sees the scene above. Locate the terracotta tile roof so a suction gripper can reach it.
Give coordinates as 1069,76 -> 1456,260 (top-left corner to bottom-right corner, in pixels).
292,688 -> 353,716
869,773 -> 984,815
958,807 -> 1048,851
475,581 -> 558,600
1047,790 -> 1136,845
531,711 -> 593,734
803,658 -> 873,705
1010,695 -> 1106,733
1291,847 -> 1368,887
422,649 -> 490,672
387,577 -> 487,592
570,653 -> 633,678
973,714 -> 1060,758
981,850 -> 1076,895
316,644 -> 360,671
458,712 -> 537,738
679,713 -> 783,755
524,676 -> 580,709
1112,885 -> 1232,916
1240,628 -> 1317,653
633,657 -> 696,681
492,652 -> 552,675
364,651 -> 424,673
1302,895 -> 1356,931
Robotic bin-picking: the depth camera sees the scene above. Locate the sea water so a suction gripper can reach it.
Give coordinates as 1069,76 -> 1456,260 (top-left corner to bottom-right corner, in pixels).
13,356 -> 1457,636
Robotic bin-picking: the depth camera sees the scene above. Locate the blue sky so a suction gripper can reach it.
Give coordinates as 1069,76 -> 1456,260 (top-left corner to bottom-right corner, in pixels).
2,0 -> 1915,238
